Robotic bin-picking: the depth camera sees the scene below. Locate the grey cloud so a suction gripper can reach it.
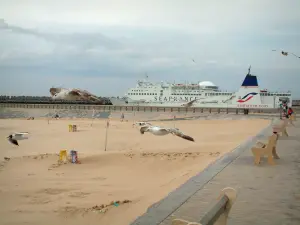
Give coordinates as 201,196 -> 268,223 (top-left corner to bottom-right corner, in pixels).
1,18 -> 300,85
0,19 -> 122,50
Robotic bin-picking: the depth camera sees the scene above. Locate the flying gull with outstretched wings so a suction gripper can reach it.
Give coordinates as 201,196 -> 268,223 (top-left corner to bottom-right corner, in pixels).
139,125 -> 194,142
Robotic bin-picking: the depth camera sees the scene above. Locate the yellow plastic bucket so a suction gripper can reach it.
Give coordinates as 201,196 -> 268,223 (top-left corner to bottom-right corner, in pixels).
59,150 -> 67,162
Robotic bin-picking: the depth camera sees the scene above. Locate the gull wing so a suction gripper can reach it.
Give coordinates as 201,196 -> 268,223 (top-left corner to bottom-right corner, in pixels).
71,89 -> 101,101
290,52 -> 300,58
135,122 -> 152,126
183,99 -> 197,107
88,94 -> 101,101
158,127 -> 169,132
8,138 -> 19,146
188,99 -> 197,105
69,90 -> 82,97
14,132 -> 29,136
12,132 -> 29,140
140,126 -> 150,134
171,129 -> 195,142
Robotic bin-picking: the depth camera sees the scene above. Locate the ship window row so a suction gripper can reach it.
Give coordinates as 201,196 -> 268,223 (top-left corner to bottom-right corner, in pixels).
171,93 -> 201,96
169,93 -> 233,96
128,93 -> 158,95
206,93 -> 232,96
260,93 -> 291,96
131,89 -> 157,92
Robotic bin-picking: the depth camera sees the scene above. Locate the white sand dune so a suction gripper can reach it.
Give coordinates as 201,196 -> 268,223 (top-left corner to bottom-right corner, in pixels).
0,118 -> 270,225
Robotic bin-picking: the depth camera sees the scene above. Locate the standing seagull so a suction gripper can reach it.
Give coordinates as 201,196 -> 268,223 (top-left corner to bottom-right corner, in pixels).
139,125 -> 195,142
272,50 -> 300,58
6,132 -> 29,146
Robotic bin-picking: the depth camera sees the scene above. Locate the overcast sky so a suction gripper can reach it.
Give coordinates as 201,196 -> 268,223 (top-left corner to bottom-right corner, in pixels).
0,0 -> 300,97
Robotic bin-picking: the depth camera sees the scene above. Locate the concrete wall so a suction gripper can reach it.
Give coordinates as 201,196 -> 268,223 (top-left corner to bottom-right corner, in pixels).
0,103 -> 285,119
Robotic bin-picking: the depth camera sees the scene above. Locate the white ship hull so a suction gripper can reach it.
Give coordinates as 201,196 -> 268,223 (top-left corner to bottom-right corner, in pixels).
109,68 -> 292,109
109,99 -> 275,109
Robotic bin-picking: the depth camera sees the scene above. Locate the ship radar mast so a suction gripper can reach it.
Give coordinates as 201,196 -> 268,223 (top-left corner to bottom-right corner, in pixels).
247,65 -> 251,75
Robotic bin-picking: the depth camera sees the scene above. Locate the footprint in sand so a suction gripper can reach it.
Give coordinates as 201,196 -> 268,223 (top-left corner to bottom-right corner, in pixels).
28,196 -> 52,205
69,192 -> 90,198
92,177 -> 107,181
56,206 -> 87,216
31,154 -> 50,160
209,152 -> 221,157
37,188 -> 71,195
48,161 -> 67,170
55,172 -> 65,176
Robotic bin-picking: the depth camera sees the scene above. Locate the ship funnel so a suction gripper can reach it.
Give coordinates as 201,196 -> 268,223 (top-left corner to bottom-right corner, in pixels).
241,66 -> 258,87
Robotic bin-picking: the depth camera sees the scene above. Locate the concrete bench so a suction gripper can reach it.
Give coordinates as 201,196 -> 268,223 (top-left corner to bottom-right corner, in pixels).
288,114 -> 296,126
272,119 -> 289,137
251,133 -> 279,165
290,114 -> 296,121
172,187 -> 237,225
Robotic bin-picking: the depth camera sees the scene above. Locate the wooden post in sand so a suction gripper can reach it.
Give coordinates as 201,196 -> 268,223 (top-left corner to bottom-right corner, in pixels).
104,120 -> 109,151
132,103 -> 138,126
47,108 -> 50,124
173,114 -> 176,128
91,108 -> 95,127
47,108 -> 53,124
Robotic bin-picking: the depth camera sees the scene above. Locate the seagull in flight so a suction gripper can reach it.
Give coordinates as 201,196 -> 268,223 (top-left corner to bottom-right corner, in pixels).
133,121 -> 152,127
272,49 -> 300,58
139,125 -> 195,142
6,132 -> 29,146
181,99 -> 198,107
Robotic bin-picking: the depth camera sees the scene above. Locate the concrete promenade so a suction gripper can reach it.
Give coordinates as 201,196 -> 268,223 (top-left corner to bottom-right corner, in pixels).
131,120 -> 300,225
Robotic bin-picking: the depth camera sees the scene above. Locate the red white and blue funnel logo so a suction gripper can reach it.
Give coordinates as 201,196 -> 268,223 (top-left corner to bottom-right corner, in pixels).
237,92 -> 258,103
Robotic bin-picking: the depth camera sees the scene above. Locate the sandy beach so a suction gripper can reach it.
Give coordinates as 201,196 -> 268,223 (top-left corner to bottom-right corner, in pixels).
0,118 -> 270,225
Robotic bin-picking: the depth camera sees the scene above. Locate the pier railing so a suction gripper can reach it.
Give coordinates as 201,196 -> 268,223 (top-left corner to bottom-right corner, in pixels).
172,187 -> 237,225
0,103 -> 286,114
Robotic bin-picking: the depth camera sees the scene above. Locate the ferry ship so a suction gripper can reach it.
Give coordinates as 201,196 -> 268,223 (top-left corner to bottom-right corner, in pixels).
109,67 -> 292,109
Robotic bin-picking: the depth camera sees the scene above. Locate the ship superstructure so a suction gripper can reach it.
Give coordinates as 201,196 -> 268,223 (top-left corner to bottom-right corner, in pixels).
109,67 -> 292,109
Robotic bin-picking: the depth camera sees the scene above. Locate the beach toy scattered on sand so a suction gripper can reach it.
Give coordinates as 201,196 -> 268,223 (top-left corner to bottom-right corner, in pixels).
68,124 -> 77,132
113,202 -> 119,207
69,150 -> 80,164
58,150 -> 80,164
59,150 -> 67,162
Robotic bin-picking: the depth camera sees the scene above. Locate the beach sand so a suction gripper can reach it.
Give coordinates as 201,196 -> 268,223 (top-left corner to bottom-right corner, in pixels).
0,118 -> 270,225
